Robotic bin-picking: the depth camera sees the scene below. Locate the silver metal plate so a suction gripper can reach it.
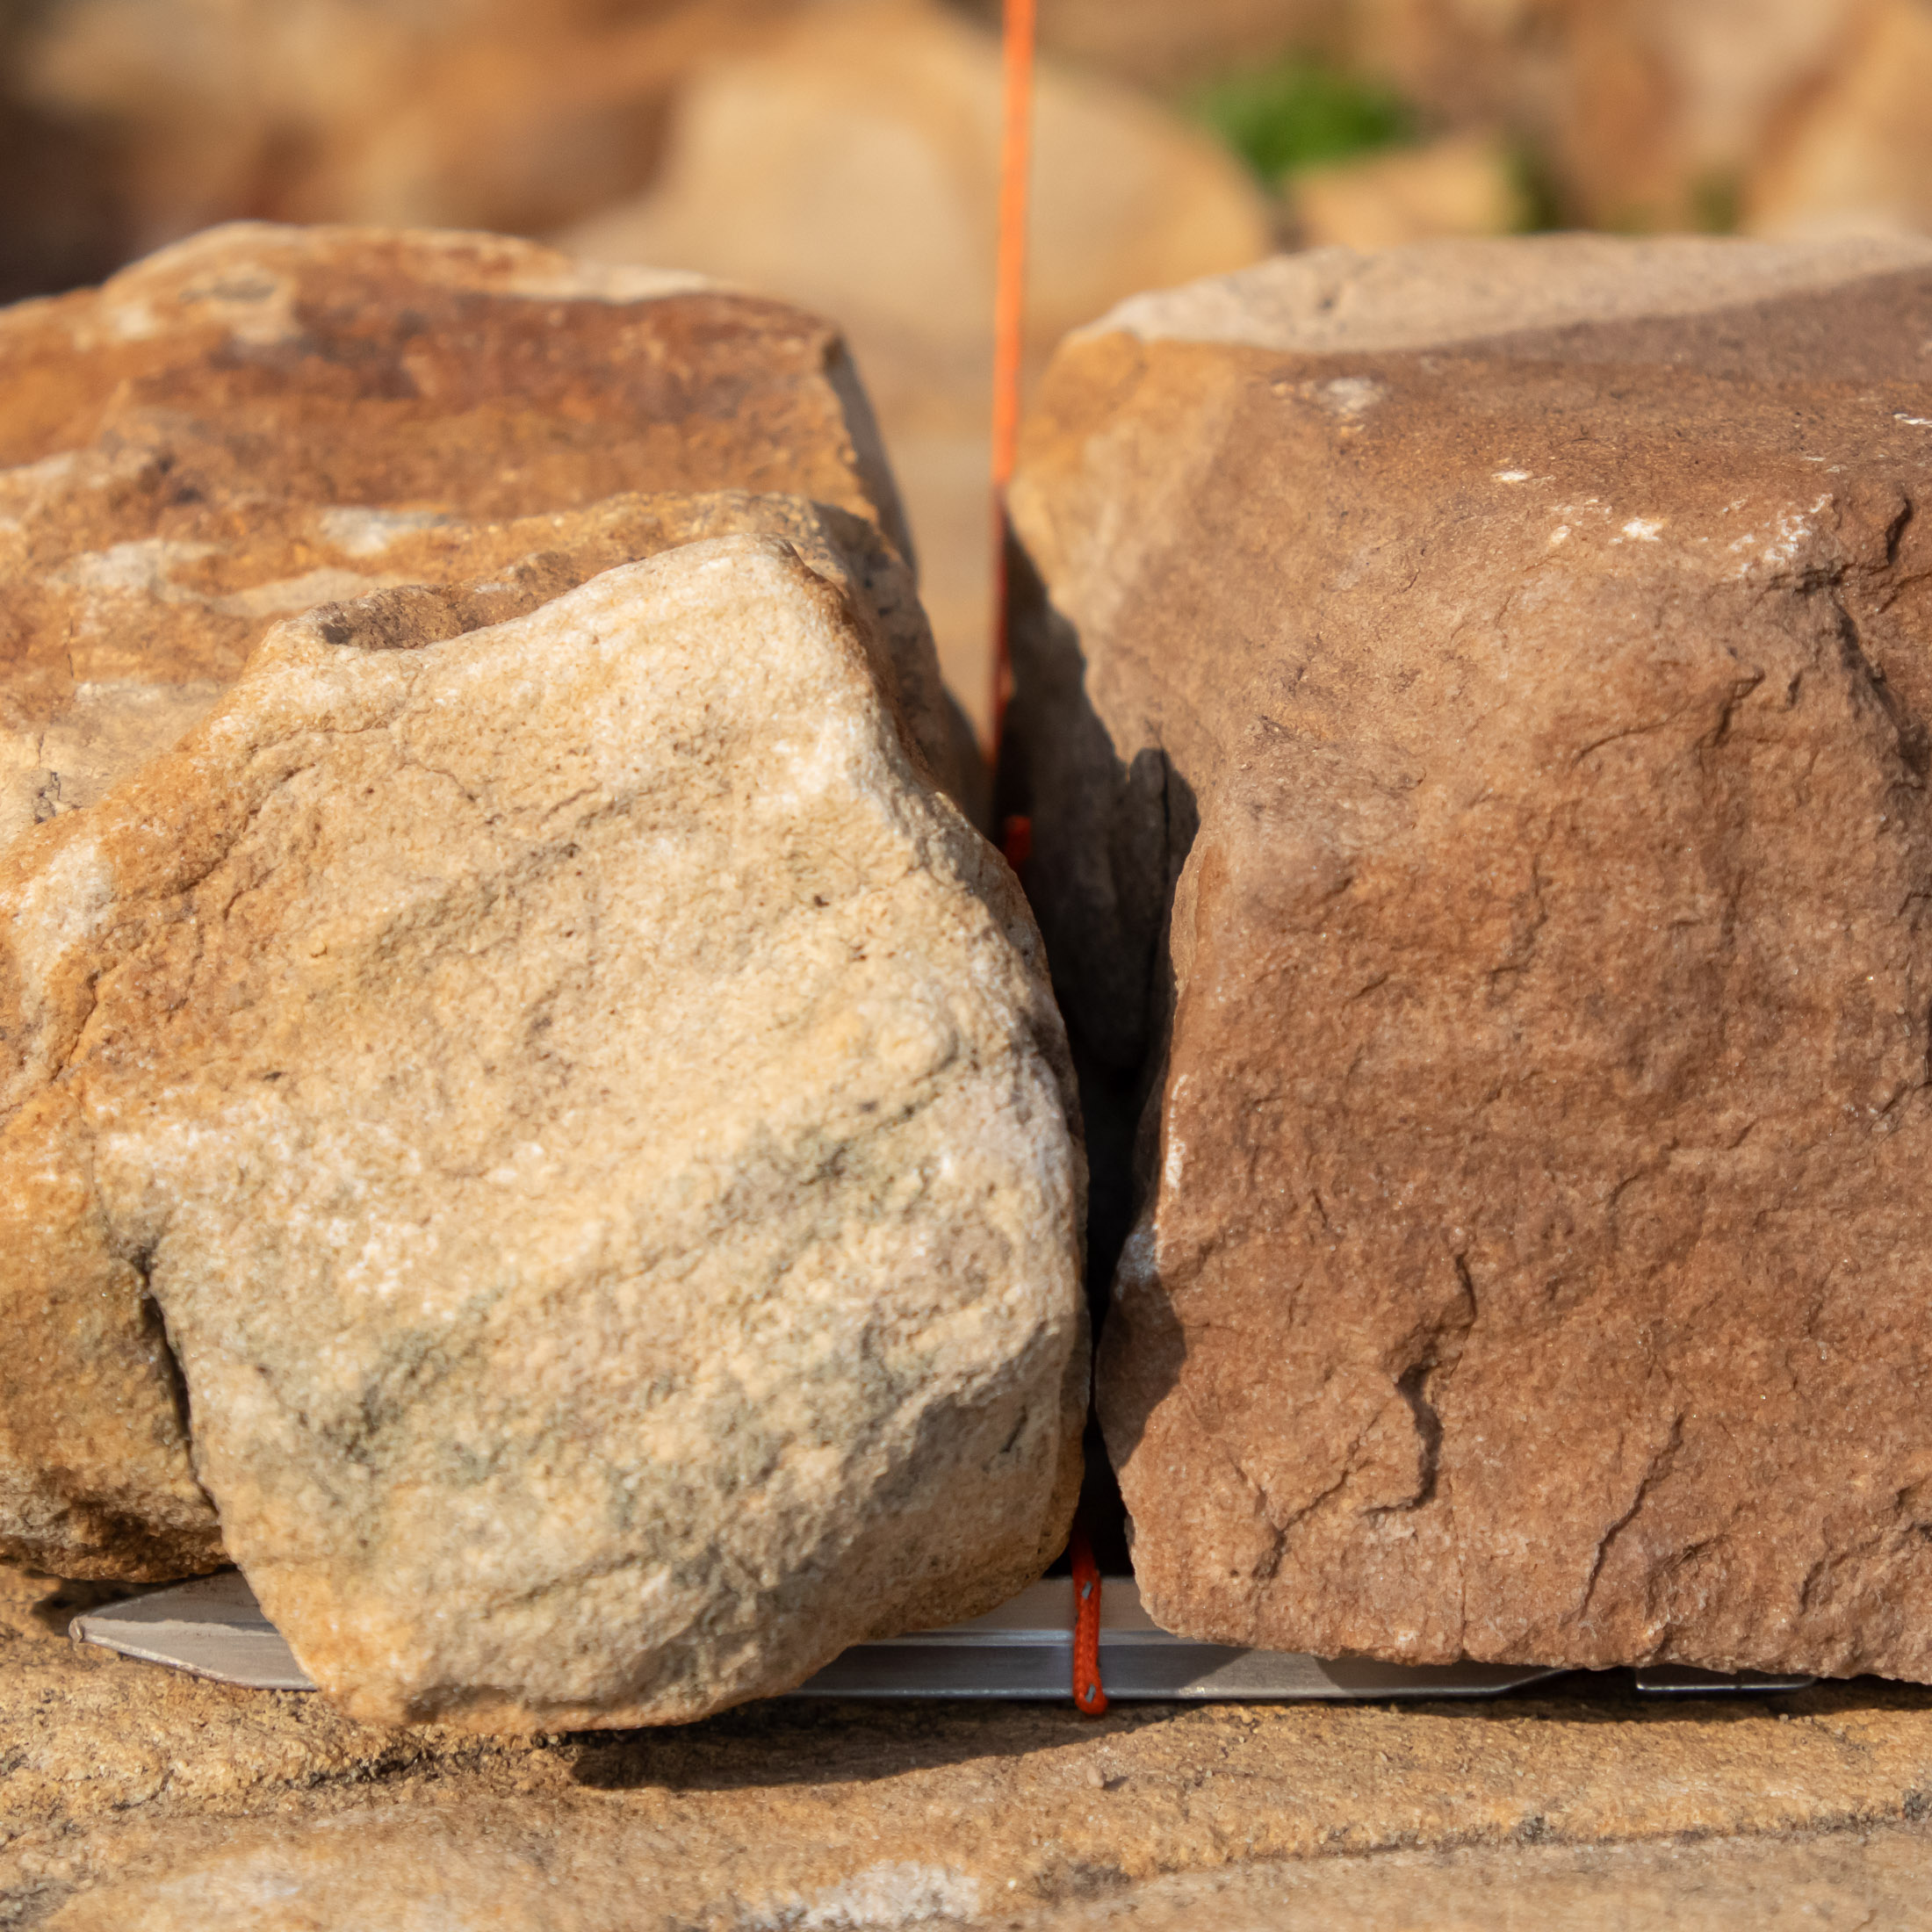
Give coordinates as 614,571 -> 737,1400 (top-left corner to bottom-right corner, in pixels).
71,1570 -> 315,1691
71,1573 -> 1813,1703
789,1579 -> 1566,1700
1632,1663 -> 1816,1695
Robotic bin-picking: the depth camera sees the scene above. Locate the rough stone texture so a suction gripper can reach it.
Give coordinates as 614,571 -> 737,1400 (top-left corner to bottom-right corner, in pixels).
7,1561 -> 1932,1929
0,529 -> 1084,1722
1011,1826 -> 1932,1930
0,480 -> 984,853
60,1820 -> 1932,1932
1000,234 -> 1932,1683
560,0 -> 1272,736
0,220 -> 951,841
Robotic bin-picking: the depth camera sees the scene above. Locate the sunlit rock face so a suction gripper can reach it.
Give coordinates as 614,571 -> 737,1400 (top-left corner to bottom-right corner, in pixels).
1004,233 -> 1932,1683
0,533 -> 1084,1727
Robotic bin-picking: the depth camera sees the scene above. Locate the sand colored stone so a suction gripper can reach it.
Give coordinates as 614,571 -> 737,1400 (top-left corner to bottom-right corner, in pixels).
0,530 -> 1083,1723
1001,234 -> 1932,1682
0,483 -> 984,851
6,1562 -> 1932,1930
0,220 -> 930,842
1744,0 -> 1932,243
1287,133 -> 1530,253
55,1820 -> 1932,1932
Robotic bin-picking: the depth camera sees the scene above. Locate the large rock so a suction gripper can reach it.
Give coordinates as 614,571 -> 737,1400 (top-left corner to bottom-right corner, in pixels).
1287,132 -> 1529,252
0,221 -> 985,851
1003,234 -> 1932,1681
560,0 -> 1272,737
0,526 -> 1085,1722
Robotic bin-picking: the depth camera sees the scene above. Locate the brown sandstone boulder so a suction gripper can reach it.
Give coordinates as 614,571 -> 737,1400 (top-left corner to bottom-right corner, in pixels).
0,220 -> 984,849
1003,234 -> 1932,1681
0,527 -> 1084,1721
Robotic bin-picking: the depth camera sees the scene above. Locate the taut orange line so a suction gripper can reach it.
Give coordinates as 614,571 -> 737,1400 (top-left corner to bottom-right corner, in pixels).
989,0 -> 1036,744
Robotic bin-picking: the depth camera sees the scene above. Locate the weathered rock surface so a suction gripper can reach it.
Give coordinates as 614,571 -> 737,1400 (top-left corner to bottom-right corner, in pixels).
0,220 -> 953,846
54,1818 -> 1932,1932
8,1569 -> 1932,1932
0,479 -> 982,851
0,528 -> 1084,1721
1001,234 -> 1932,1682
560,0 -> 1272,735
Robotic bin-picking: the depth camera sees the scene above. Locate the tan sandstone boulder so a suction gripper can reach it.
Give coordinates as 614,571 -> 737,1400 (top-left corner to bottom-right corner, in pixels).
0,528 -> 1085,1724
1003,234 -> 1932,1682
0,221 -> 992,851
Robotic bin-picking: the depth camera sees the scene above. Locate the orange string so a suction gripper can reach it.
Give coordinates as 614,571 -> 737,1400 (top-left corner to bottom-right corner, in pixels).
1071,1523 -> 1108,1716
990,0 -> 1036,746
992,3 -> 1100,1714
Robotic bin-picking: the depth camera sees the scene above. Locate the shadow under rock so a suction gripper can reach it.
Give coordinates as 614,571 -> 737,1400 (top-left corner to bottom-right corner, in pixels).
21,1573 -> 149,1637
566,1696 -> 1200,1793
566,1676 -> 1932,1798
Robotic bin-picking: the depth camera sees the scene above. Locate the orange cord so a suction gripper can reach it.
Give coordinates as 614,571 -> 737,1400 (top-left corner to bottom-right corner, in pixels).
993,0 -> 1098,1718
990,0 -> 1036,746
1071,1523 -> 1108,1716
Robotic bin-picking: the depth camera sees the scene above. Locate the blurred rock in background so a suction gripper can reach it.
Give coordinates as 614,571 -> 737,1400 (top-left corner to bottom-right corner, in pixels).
1290,133 -> 1530,249
1744,0 -> 1932,239
0,0 -> 131,300
561,0 -> 1272,732
1345,0 -> 1864,236
9,0 -> 792,253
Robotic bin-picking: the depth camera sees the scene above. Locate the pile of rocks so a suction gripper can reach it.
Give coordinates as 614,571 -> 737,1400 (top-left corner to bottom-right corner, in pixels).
9,218 -> 1932,1741
1011,0 -> 1932,245
0,222 -> 1084,1728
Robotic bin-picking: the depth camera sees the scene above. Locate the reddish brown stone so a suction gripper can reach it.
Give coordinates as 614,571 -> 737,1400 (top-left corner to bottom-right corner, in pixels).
1004,234 -> 1932,1680
0,221 -> 983,850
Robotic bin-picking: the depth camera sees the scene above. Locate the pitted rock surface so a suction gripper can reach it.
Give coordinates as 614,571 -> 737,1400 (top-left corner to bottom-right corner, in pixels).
0,221 -> 931,847
1001,234 -> 1932,1681
0,532 -> 1083,1722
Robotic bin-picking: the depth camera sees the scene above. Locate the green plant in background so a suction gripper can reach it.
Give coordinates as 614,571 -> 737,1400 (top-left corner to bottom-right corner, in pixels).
1190,55 -> 1417,183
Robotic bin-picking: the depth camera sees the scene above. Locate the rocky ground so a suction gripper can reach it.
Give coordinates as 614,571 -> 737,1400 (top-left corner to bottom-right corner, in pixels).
8,1568 -> 1932,1928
